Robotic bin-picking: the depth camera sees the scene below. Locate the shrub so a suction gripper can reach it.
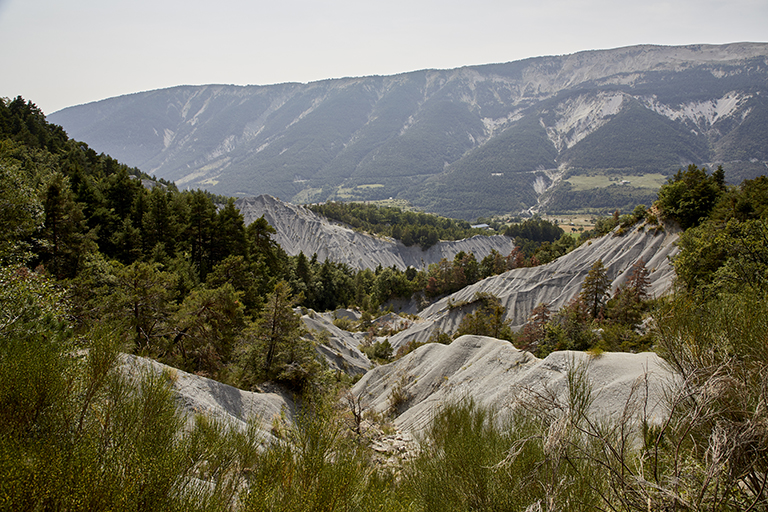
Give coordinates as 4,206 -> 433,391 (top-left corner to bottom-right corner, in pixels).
387,373 -> 411,417
651,289 -> 768,509
332,316 -> 355,331
239,397 -> 404,512
454,292 -> 513,341
394,340 -> 427,359
361,339 -> 394,363
656,164 -> 725,229
0,265 -> 241,511
402,399 -> 516,511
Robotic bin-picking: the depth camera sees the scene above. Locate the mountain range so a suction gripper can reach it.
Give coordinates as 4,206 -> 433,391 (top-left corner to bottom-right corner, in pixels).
49,43 -> 768,220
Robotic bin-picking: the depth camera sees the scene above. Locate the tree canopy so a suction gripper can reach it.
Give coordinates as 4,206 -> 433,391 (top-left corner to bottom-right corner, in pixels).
656,163 -> 725,229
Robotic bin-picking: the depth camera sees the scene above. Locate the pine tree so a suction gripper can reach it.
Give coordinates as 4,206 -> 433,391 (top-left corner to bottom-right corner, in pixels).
239,280 -> 321,392
108,261 -> 177,351
625,258 -> 650,302
211,198 -> 246,265
579,259 -> 611,319
186,190 -> 216,277
247,215 -> 281,274
142,186 -> 179,258
205,255 -> 264,313
251,281 -> 304,379
40,173 -> 93,278
172,283 -> 245,377
455,292 -> 511,340
518,302 -> 551,351
656,164 -> 725,229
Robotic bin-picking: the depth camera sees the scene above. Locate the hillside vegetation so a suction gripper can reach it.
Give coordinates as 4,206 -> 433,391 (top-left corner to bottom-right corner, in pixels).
2,95 -> 768,510
0,96 -> 569,384
49,43 -> 768,220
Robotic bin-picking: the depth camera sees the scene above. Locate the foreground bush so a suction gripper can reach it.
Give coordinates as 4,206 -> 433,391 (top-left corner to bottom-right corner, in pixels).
0,265 -> 254,511
400,287 -> 768,511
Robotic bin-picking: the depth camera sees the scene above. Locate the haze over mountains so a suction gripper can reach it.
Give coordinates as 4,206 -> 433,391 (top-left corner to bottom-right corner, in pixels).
50,43 -> 768,219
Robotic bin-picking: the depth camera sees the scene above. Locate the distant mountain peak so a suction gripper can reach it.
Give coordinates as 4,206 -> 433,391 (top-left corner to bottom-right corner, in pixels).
50,43 -> 768,220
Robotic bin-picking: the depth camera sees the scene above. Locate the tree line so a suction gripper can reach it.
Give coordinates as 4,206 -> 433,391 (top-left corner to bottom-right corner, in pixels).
308,201 -> 490,250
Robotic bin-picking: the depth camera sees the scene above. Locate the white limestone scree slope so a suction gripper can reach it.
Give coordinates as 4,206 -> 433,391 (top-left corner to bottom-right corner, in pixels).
236,194 -> 515,271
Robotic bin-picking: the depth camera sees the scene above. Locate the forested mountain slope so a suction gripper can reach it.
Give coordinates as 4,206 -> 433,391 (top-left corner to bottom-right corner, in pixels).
50,43 -> 768,219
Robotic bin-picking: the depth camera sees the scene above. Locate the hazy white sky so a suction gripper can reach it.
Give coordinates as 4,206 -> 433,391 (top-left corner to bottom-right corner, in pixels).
1,0 -> 766,114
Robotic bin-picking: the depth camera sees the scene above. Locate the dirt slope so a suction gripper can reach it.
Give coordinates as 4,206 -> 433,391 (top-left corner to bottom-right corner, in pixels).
388,221 -> 679,348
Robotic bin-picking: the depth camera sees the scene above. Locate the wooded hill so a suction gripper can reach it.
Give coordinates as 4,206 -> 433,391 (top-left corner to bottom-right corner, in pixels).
307,201 -> 490,250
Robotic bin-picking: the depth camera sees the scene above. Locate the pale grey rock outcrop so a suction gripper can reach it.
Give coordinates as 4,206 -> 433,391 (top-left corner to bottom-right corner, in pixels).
301,310 -> 372,374
236,195 -> 515,271
352,335 -> 674,433
239,192 -> 680,374
120,354 -> 293,437
387,222 -> 680,349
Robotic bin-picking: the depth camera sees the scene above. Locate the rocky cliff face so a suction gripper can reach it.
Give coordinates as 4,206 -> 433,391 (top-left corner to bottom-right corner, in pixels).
259,190 -> 681,377
237,195 -> 515,270
386,220 -> 679,349
49,43 -> 768,219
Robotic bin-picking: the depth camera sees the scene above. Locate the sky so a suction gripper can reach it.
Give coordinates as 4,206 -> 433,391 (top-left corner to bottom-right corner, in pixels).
1,0 -> 767,115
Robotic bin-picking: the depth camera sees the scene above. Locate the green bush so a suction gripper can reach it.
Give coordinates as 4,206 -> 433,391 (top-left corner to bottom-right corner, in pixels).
0,265 -> 252,511
401,399 -> 515,511
401,384 -> 607,511
642,288 -> 768,509
656,164 -> 725,229
453,292 -> 513,341
240,399 -> 395,512
360,339 -> 393,363
331,316 -> 355,331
